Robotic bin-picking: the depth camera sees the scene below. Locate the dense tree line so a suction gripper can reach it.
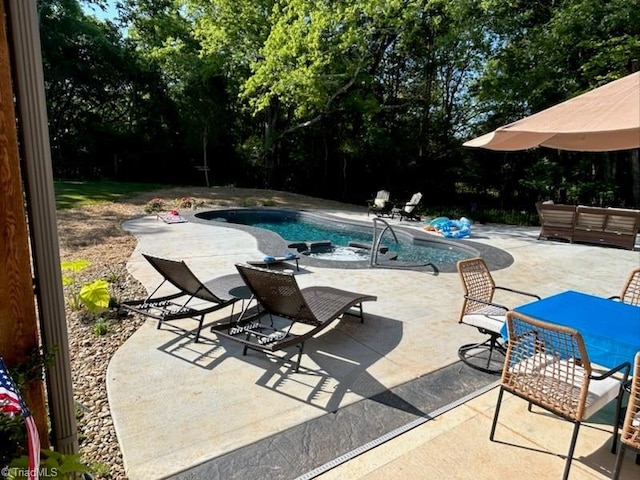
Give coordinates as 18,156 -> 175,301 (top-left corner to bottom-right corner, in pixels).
37,0 -> 640,208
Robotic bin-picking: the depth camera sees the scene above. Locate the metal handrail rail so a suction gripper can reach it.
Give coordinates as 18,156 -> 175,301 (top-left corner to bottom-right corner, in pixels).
370,217 -> 399,267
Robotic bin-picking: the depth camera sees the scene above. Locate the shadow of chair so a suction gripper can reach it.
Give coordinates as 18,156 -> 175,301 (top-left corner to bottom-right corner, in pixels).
613,351 -> 640,479
492,311 -> 630,480
367,190 -> 393,218
121,253 -> 241,342
210,263 -> 377,372
456,257 -> 540,373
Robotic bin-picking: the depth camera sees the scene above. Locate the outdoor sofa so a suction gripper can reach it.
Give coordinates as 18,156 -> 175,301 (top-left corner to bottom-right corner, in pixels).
535,202 -> 640,250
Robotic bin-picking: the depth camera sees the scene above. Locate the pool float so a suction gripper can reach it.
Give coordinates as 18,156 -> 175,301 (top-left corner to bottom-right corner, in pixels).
424,216 -> 450,231
440,217 -> 472,239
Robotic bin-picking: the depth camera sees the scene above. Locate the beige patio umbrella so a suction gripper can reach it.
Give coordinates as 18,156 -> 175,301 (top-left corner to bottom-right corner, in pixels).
464,71 -> 640,152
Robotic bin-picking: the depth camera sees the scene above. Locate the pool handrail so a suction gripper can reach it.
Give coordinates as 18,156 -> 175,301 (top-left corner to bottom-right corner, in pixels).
371,217 -> 399,267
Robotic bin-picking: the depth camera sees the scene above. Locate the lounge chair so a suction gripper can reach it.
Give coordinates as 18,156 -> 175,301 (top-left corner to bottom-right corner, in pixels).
121,254 -> 241,342
394,192 -> 422,221
210,264 -> 377,372
367,190 -> 393,217
456,257 -> 540,373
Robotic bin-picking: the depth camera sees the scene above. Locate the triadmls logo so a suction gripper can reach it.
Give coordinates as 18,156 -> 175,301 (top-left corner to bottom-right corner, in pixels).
1,466 -> 59,478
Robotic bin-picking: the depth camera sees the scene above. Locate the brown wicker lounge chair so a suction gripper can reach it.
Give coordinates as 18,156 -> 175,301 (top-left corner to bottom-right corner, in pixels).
613,351 -> 640,479
121,254 -> 241,342
210,264 -> 377,372
491,311 -> 630,480
456,257 -> 539,373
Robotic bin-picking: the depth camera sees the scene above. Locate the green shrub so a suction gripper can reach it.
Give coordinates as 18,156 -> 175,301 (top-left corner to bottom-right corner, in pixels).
92,319 -> 110,336
60,261 -> 110,314
144,197 -> 166,213
8,449 -> 91,480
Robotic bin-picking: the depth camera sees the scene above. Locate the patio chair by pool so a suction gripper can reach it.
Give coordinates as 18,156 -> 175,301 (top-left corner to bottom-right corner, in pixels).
613,351 -> 640,479
210,264 -> 377,372
456,257 -> 540,373
121,254 -> 240,342
492,311 -> 630,480
609,266 -> 640,306
367,190 -> 393,217
394,192 -> 422,221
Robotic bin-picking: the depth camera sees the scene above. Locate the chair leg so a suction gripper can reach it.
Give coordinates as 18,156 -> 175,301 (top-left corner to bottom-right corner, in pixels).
489,387 -> 505,441
194,315 -> 204,343
612,443 -> 626,480
610,384 -> 626,454
294,342 -> 305,372
459,334 -> 506,374
562,422 -> 581,480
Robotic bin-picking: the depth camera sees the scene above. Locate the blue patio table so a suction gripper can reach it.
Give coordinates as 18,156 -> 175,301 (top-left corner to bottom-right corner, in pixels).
508,290 -> 640,371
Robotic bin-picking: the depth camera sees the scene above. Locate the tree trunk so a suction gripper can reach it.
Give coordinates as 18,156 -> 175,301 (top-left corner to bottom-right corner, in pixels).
631,149 -> 640,207
202,125 -> 210,187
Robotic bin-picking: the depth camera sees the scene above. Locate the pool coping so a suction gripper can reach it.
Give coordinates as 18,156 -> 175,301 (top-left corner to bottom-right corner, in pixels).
188,207 -> 514,273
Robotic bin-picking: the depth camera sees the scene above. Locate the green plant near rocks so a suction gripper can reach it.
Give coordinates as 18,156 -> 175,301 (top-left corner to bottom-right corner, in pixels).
8,449 -> 92,479
86,460 -> 109,478
60,260 -> 110,315
91,318 -> 110,336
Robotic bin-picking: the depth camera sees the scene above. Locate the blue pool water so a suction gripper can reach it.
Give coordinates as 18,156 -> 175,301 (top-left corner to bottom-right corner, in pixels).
197,209 -> 476,265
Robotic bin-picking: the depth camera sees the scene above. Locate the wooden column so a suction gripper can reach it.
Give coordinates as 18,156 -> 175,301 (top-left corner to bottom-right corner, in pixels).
0,0 -> 47,443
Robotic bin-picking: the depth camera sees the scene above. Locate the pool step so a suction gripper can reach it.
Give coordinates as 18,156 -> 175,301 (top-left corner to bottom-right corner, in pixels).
288,240 -> 332,251
347,241 -> 389,254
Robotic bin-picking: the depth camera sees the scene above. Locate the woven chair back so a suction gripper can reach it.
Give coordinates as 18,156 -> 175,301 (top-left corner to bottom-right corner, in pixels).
457,258 -> 496,316
620,267 -> 640,306
504,311 -> 591,421
236,264 -> 318,325
143,254 -> 224,303
620,352 -> 640,449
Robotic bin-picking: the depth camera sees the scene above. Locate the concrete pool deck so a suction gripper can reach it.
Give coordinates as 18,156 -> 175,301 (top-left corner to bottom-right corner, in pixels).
107,209 -> 639,479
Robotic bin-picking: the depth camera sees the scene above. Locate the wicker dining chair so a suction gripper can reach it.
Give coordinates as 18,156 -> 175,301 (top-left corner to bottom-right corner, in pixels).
491,311 -> 630,480
613,351 -> 640,479
610,267 -> 640,306
456,257 -> 540,373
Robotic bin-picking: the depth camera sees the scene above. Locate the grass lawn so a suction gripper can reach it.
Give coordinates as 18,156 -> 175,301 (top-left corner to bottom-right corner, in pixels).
54,180 -> 167,209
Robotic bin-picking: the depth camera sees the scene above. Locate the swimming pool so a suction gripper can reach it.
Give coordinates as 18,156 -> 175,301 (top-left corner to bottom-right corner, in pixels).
195,208 -> 480,268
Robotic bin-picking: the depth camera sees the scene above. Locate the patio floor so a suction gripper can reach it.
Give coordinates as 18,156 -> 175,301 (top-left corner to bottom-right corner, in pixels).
107,208 -> 639,479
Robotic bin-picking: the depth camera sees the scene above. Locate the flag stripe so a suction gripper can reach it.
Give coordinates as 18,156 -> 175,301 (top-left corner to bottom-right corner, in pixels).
0,358 -> 40,480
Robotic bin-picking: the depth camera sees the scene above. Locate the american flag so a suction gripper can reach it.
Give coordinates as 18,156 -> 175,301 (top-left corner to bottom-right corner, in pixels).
0,357 -> 40,480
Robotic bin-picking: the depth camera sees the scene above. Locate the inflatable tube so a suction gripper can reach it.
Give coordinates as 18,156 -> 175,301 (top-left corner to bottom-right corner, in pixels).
427,217 -> 450,231
440,217 -> 472,239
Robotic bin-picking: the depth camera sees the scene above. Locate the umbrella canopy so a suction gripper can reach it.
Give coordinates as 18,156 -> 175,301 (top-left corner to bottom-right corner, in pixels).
464,71 -> 640,152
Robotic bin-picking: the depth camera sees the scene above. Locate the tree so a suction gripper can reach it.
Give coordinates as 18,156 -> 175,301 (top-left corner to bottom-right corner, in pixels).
39,0 -> 182,181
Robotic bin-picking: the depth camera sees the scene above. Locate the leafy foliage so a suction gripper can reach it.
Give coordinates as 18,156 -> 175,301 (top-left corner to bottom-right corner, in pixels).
8,449 -> 91,480
37,0 -> 640,208
60,260 -> 110,314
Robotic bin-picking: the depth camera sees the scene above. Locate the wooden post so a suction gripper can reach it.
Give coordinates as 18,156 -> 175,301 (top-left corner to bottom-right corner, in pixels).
0,0 -> 47,444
